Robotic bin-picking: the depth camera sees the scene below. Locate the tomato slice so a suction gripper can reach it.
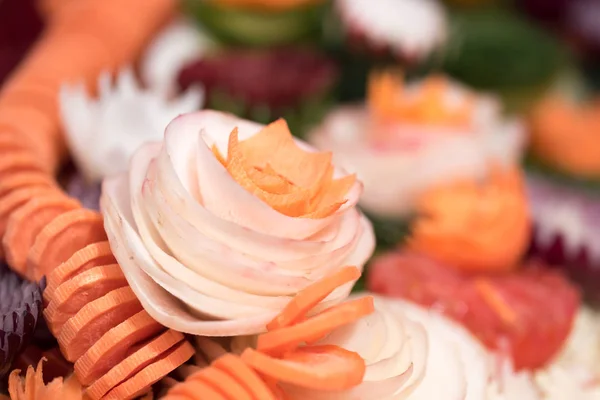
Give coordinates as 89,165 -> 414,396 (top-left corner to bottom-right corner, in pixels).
367,252 -> 580,370
240,345 -> 366,391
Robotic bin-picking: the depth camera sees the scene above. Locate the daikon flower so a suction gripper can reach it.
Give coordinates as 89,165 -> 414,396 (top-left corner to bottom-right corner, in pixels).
309,73 -> 526,217
279,295 -> 490,399
100,111 -> 375,336
60,68 -> 203,183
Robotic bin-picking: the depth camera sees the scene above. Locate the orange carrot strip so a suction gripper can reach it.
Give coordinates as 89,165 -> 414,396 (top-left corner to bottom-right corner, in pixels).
267,266 -> 361,331
241,345 -> 366,391
3,193 -> 80,277
84,329 -> 183,400
27,208 -> 107,281
57,287 -> 143,362
167,378 -> 228,400
45,240 -> 116,303
101,340 -> 195,400
188,366 -> 253,400
212,354 -> 277,400
75,310 -> 164,385
0,171 -> 55,198
257,297 -> 375,356
44,264 -> 127,336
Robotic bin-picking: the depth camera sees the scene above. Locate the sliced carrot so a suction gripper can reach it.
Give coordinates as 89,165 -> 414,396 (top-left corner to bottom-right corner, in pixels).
57,287 -> 143,362
0,80 -> 59,119
256,297 -> 375,356
75,310 -> 164,385
44,264 -> 128,335
188,366 -> 253,400
266,266 -> 361,331
212,354 -> 277,400
0,171 -> 55,198
102,340 -> 195,400
0,107 -> 61,172
27,208 -> 107,281
0,186 -> 55,259
241,345 -> 366,391
0,150 -> 46,179
84,329 -> 183,399
44,240 -> 116,303
167,378 -> 228,400
2,193 -> 80,277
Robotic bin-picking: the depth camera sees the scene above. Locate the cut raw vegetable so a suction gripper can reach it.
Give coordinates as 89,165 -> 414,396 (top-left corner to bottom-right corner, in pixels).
367,251 -> 580,370
186,366 -> 253,400
0,262 -> 45,379
241,345 -> 365,391
8,358 -> 85,400
194,337 -> 228,363
208,354 -> 277,400
257,296 -> 375,355
75,310 -> 164,385
85,329 -> 185,400
27,208 -> 107,281
44,240 -> 116,301
3,193 -> 80,277
102,340 -> 194,400
266,266 -> 361,331
0,171 -> 54,198
57,286 -> 143,362
44,264 -> 128,335
0,150 -> 46,179
0,186 -> 55,259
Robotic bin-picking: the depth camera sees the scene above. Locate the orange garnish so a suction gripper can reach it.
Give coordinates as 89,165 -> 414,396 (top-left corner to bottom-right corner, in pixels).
407,167 -> 530,273
215,119 -> 356,218
367,70 -> 475,128
530,96 -> 600,179
8,358 -> 85,400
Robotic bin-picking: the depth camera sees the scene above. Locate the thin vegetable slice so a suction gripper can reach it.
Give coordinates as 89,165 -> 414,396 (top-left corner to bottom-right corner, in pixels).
257,297 -> 375,355
0,187 -> 55,259
75,310 -> 164,385
0,150 -> 45,179
57,287 -> 143,362
101,340 -> 195,400
212,354 -> 277,400
85,329 -> 184,400
27,208 -> 107,281
266,266 -> 361,331
44,264 -> 127,335
44,241 -> 116,303
187,366 -> 253,400
0,171 -> 54,198
3,193 -> 80,277
241,345 -> 366,391
167,379 -> 228,400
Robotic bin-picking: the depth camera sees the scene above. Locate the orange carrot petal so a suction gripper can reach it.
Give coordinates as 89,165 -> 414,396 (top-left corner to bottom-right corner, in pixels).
241,345 -> 366,391
257,296 -> 375,356
267,266 -> 361,331
212,354 -> 277,400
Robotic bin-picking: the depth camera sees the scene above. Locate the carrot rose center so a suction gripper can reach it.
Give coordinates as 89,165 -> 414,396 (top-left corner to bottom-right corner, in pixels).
214,119 -> 356,218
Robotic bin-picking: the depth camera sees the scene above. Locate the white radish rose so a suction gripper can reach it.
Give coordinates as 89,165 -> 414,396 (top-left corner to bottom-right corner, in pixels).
100,110 -> 375,336
275,295 -> 490,400
308,73 -> 526,218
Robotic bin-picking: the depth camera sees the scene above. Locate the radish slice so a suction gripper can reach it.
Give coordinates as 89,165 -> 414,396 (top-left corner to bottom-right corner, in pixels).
383,298 -> 490,400
282,295 -> 429,400
308,78 -> 526,218
100,110 -> 375,335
